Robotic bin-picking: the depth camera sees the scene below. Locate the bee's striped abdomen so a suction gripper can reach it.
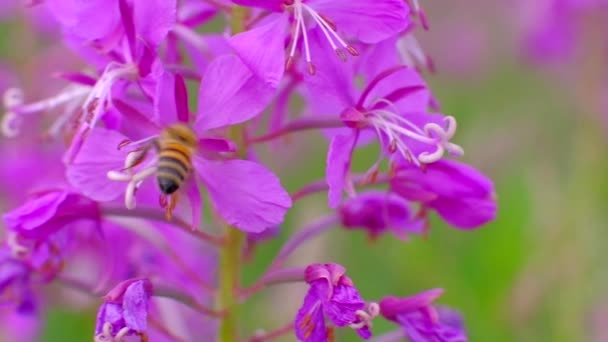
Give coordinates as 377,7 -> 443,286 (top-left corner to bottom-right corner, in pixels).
156,142 -> 192,194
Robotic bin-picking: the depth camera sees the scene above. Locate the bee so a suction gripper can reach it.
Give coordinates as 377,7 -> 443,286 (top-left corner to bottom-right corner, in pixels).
154,123 -> 198,195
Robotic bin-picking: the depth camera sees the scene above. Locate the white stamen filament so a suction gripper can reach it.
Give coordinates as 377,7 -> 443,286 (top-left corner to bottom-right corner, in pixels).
366,106 -> 463,165
296,5 -> 312,63
81,62 -> 138,129
302,4 -> 351,52
114,327 -> 130,340
4,86 -> 89,116
349,302 -> 380,330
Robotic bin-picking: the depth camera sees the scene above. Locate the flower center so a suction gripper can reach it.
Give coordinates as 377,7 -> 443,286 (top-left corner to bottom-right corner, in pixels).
363,99 -> 463,166
284,0 -> 359,74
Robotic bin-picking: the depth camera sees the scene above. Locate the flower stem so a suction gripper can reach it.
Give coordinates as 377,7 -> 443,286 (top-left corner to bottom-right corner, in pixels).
218,226 -> 245,342
218,8 -> 250,341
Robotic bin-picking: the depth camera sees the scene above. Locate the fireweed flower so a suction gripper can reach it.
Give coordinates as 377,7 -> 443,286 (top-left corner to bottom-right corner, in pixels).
295,263 -> 376,341
229,0 -> 410,86
390,159 -> 497,229
339,191 -> 425,240
379,289 -> 468,342
36,0 -> 177,160
94,278 -> 153,342
299,32 -> 462,207
67,61 -> 291,232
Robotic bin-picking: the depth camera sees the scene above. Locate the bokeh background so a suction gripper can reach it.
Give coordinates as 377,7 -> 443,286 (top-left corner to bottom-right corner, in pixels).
0,1 -> 607,341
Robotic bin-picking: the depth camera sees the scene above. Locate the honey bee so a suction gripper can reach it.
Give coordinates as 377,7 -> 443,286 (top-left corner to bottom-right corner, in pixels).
154,123 -> 198,195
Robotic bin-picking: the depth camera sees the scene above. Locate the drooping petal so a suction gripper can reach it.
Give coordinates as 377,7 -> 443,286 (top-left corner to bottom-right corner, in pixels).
66,128 -> 132,202
294,288 -> 328,342
194,55 -> 275,133
379,289 -> 444,322
311,0 -> 410,44
391,160 -> 496,229
326,133 -> 356,208
193,156 -> 291,233
229,14 -> 288,88
339,191 -> 425,240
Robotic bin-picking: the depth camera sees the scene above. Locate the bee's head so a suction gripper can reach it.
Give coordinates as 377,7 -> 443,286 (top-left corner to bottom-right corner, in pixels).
162,124 -> 198,148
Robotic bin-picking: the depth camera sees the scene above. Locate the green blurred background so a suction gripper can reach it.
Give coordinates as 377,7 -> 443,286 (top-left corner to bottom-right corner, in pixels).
1,2 -> 607,342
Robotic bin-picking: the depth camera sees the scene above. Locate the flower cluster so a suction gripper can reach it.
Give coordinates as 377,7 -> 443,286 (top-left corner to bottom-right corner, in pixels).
0,1 -> 496,341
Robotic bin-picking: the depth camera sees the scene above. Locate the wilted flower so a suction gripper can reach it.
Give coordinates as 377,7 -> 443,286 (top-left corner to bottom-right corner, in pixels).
380,289 -> 468,342
94,278 -> 153,342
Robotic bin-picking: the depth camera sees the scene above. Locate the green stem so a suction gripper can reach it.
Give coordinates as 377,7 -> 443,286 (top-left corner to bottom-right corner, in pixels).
218,6 -> 249,342
218,226 -> 245,342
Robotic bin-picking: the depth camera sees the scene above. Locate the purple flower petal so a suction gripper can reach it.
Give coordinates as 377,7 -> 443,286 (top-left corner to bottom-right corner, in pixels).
391,160 -> 497,229
194,55 -> 276,132
229,14 -> 288,88
324,282 -> 365,327
380,289 -> 444,322
294,287 -> 328,342
326,133 -> 356,208
122,280 -> 151,332
339,191 -> 425,240
154,69 -> 179,126
193,157 -> 291,233
132,0 -> 177,48
66,128 -> 131,202
312,0 -> 410,44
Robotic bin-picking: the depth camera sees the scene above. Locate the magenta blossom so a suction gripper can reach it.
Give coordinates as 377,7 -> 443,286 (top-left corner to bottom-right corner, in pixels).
295,263 -> 373,341
67,63 -> 291,233
390,159 -> 497,229
299,31 -> 462,207
94,278 -> 153,342
229,0 -> 410,86
379,289 -> 468,342
339,191 -> 425,240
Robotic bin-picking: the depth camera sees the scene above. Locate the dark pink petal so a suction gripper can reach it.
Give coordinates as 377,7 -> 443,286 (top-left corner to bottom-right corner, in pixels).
231,0 -> 283,12
193,156 -> 291,233
174,73 -> 189,123
228,14 -> 288,88
198,138 -> 236,153
379,289 -> 444,322
66,128 -> 130,202
339,191 -> 425,240
312,0 -> 410,43
326,133 -> 356,208
3,192 -> 68,233
195,55 -> 275,132
294,287 -> 327,342
94,303 -> 125,336
133,0 -> 177,48
391,160 -> 497,229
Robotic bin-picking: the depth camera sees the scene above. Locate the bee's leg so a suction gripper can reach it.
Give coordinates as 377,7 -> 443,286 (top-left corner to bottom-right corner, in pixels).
163,192 -> 179,221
